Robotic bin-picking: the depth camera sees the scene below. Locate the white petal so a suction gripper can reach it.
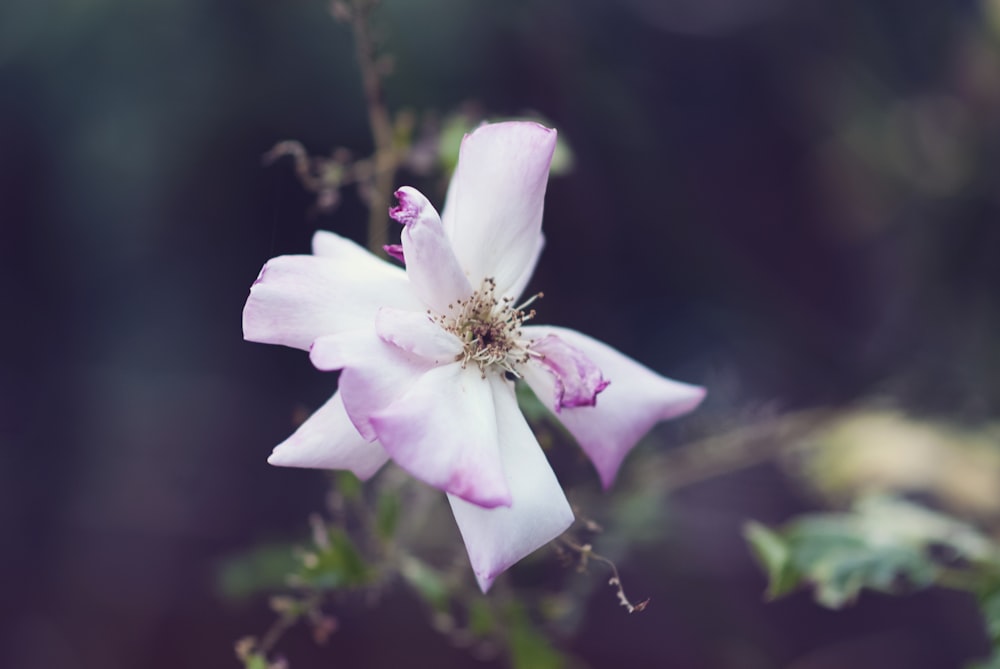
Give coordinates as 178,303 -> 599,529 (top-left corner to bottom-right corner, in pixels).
522,326 -> 706,489
375,307 -> 463,366
506,232 -> 545,301
243,232 -> 418,351
310,330 -> 435,441
391,186 -> 473,313
370,364 -> 511,509
268,391 -> 389,479
440,122 -> 556,297
448,375 -> 574,592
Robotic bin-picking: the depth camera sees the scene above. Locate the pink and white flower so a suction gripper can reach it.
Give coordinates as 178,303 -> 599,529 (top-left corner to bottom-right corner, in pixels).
243,121 -> 705,591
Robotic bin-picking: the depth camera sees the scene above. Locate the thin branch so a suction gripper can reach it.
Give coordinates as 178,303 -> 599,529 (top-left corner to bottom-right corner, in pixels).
348,0 -> 395,255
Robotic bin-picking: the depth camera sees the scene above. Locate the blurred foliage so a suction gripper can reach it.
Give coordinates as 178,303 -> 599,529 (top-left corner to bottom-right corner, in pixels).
793,409 -> 1000,518
747,496 -> 1000,667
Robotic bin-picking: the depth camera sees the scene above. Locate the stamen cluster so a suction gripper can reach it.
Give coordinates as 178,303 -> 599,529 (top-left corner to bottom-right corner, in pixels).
432,277 -> 542,377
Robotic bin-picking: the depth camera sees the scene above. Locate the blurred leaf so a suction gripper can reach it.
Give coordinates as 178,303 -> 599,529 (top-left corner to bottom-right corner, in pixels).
744,521 -> 797,599
217,544 -> 298,600
746,496 -> 1000,609
516,381 -> 550,423
243,654 -> 269,669
335,470 -> 363,501
507,603 -> 569,669
400,557 -> 450,612
468,598 -> 495,637
376,490 -> 401,541
297,528 -> 374,589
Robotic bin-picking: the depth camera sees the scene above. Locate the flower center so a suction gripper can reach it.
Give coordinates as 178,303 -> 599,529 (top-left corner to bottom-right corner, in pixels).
432,277 -> 542,378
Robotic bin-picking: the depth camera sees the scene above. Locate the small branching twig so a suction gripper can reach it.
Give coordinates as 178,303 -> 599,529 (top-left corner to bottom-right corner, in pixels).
560,537 -> 650,613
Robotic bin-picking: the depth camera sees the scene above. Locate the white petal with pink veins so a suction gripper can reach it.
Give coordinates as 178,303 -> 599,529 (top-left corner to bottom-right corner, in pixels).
375,307 -> 463,366
448,375 -> 574,592
268,391 -> 389,479
310,330 -> 435,441
370,363 -> 511,509
522,325 -> 706,489
440,122 -> 556,297
243,232 -> 418,351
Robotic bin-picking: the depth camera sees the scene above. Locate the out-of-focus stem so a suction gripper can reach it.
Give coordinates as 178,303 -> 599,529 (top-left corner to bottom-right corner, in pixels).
349,0 -> 394,256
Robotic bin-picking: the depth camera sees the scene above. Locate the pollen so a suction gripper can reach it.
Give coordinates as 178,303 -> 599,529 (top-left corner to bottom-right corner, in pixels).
431,277 -> 542,378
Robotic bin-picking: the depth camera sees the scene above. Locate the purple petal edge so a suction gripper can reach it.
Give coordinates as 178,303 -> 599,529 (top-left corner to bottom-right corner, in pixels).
530,334 -> 610,413
383,244 -> 405,263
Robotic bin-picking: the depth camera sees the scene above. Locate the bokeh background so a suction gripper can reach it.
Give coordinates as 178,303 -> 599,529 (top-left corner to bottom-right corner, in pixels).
4,0 -> 1000,667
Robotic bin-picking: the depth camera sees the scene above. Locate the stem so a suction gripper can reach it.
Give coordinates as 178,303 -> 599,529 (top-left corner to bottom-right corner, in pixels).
349,0 -> 394,255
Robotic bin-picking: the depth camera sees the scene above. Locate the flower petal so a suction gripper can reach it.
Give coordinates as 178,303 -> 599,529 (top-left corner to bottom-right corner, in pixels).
267,391 -> 389,479
391,186 -> 473,313
375,307 -> 463,366
522,326 -> 706,489
310,330 -> 435,441
448,375 -> 574,592
507,232 -> 545,301
243,232 -> 418,351
440,122 -> 556,297
528,334 -> 609,412
370,363 -> 511,509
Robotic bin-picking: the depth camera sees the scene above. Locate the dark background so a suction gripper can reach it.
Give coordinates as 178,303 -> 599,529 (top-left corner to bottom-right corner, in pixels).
3,0 -> 1000,667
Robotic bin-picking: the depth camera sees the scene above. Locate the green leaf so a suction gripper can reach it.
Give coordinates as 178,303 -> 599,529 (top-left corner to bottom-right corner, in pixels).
243,654 -> 269,669
217,543 -> 299,600
335,471 -> 363,500
399,557 -> 450,612
376,491 -> 401,541
744,521 -> 798,599
468,598 -> 496,637
746,496 -> 999,609
297,528 -> 373,589
506,603 -> 568,669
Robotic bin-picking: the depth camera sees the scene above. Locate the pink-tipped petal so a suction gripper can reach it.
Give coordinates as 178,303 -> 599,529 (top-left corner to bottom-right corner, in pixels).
267,391 -> 389,479
383,244 -> 405,263
522,326 -> 706,489
391,186 -> 473,313
243,232 -> 418,351
440,122 -> 556,297
370,363 -> 511,509
375,307 -> 463,366
448,375 -> 574,592
529,334 -> 609,412
310,331 -> 435,441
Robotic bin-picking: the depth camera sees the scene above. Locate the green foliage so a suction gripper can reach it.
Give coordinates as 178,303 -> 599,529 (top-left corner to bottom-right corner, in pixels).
218,544 -> 300,600
399,556 -> 450,612
375,490 -> 401,542
297,527 -> 374,589
746,496 -> 998,608
506,602 -> 569,669
746,496 -> 1000,667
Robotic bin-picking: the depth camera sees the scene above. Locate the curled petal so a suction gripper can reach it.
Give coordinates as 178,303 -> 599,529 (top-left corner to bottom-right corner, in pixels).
383,244 -> 405,263
391,186 -> 473,313
310,330 -> 435,441
375,307 -> 463,366
440,122 -> 556,297
529,334 -> 609,412
370,364 -> 511,509
268,391 -> 389,479
243,232 -> 417,351
522,326 -> 706,489
448,375 -> 574,592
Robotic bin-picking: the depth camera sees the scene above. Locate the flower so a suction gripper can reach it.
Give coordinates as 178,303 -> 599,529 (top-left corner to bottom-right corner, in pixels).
243,121 -> 705,592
